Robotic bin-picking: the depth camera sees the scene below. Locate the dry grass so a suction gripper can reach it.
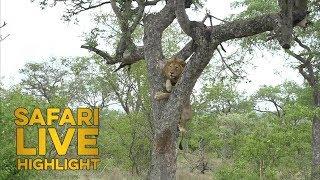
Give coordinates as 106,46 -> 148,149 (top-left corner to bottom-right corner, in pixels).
176,170 -> 213,180
79,166 -> 214,180
41,152 -> 223,180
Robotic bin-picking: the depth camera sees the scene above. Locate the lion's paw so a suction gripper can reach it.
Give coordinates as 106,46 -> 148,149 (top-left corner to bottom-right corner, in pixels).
178,124 -> 187,133
154,92 -> 163,101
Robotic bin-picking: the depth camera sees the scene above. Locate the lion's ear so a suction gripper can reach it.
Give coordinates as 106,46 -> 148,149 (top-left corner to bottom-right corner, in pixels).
178,59 -> 186,68
158,60 -> 165,72
162,60 -> 171,75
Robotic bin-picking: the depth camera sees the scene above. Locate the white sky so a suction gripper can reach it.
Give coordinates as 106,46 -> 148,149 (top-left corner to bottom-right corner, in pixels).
0,0 -> 302,92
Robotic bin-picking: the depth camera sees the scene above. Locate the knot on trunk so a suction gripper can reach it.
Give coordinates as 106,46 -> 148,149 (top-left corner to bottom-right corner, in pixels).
155,129 -> 173,154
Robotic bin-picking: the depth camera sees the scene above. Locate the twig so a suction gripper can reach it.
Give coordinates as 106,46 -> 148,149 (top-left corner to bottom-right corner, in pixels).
0,34 -> 10,41
208,14 -> 228,23
68,1 -> 111,16
217,48 -> 241,78
0,21 -> 7,28
201,14 -> 209,23
293,35 -> 311,52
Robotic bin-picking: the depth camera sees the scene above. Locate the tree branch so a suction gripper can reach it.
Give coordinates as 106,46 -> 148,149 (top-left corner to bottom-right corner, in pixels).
111,0 -> 127,31
208,14 -> 228,23
81,44 -> 144,67
66,1 -> 111,17
167,12 -> 309,107
175,0 -> 192,36
145,0 -> 161,6
217,48 -> 242,78
130,0 -> 145,33
276,0 -> 294,49
298,64 -> 312,84
286,49 -> 307,64
174,41 -> 193,60
80,45 -> 114,63
168,42 -> 219,112
210,11 -> 308,44
294,36 -> 311,52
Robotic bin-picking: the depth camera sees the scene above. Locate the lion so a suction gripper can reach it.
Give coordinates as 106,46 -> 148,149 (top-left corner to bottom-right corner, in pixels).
155,57 -> 186,100
154,57 -> 192,150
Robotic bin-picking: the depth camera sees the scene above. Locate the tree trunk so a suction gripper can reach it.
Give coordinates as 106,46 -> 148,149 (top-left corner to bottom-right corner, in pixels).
148,126 -> 179,180
312,89 -> 320,179
143,5 -> 180,179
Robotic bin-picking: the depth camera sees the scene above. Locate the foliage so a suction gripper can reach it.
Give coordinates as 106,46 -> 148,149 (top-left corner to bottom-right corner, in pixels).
0,87 -> 47,179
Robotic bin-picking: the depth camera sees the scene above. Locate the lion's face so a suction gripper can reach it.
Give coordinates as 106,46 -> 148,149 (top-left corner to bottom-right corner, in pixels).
163,58 -> 186,82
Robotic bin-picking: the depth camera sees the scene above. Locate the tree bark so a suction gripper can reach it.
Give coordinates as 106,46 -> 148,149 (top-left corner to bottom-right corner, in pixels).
312,89 -> 320,179
277,0 -> 294,49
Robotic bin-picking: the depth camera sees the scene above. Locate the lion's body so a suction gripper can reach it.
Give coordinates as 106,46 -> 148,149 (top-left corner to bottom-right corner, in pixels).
155,57 -> 192,149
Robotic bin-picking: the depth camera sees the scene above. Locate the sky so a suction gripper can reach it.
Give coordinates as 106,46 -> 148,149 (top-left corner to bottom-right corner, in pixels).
0,0 -> 302,93
0,0 -> 92,86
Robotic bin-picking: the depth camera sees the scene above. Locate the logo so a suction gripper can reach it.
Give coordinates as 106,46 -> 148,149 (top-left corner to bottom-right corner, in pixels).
14,107 -> 100,170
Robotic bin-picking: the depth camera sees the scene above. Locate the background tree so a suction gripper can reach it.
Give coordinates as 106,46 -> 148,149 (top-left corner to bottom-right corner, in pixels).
231,0 -> 319,178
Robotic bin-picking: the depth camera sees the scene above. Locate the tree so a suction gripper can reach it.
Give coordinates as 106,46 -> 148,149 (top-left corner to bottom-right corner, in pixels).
31,0 -> 312,178
231,0 -> 319,178
19,57 -> 73,105
285,29 -> 320,179
252,84 -> 287,118
196,82 -> 253,115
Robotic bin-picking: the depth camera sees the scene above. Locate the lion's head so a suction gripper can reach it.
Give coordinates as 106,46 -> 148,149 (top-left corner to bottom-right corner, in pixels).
163,58 -> 186,84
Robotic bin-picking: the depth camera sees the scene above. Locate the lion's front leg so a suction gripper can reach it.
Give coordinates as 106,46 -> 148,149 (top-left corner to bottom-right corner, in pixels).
154,92 -> 171,100
165,79 -> 172,92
